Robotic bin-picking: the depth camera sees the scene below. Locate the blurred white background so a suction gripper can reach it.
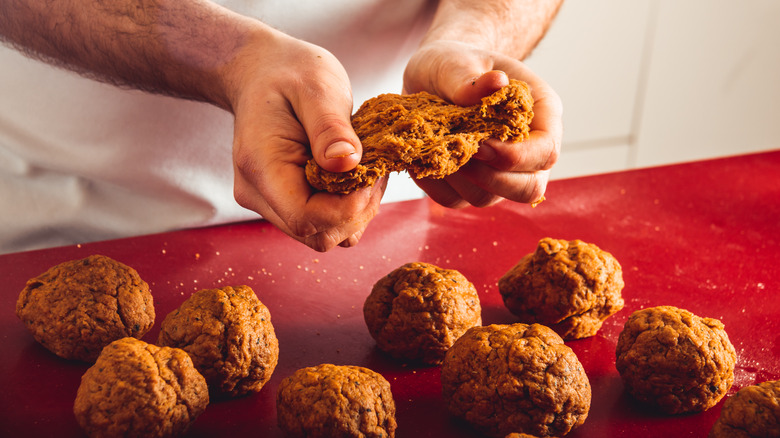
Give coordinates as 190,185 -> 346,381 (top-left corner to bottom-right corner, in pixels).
527,0 -> 780,179
382,0 -> 780,202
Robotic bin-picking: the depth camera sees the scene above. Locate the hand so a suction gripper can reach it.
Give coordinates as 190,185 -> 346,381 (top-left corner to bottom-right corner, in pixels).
403,40 -> 563,208
0,0 -> 385,252
227,29 -> 386,252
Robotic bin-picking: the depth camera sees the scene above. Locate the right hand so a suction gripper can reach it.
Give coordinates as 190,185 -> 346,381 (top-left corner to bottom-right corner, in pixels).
226,28 -> 387,252
403,41 -> 562,209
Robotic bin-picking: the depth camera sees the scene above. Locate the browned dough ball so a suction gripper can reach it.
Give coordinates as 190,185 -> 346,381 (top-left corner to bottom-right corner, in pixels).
73,337 -> 208,438
276,363 -> 397,438
15,254 -> 155,362
441,324 -> 591,438
616,305 -> 736,414
363,262 -> 482,364
157,285 -> 279,397
709,380 -> 780,437
499,238 -> 625,340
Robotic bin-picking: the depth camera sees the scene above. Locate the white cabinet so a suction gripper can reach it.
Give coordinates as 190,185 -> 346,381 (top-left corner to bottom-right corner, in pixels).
526,0 -> 780,180
635,0 -> 780,167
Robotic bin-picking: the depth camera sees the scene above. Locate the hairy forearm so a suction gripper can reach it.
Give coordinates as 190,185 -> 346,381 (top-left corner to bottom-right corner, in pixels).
422,0 -> 563,59
0,0 -> 261,110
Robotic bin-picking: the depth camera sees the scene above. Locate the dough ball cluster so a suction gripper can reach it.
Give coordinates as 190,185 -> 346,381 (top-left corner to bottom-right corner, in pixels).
499,238 -> 625,340
441,323 -> 591,437
363,262 -> 482,364
276,363 -> 397,438
15,254 -> 155,362
615,305 -> 736,414
158,285 -> 279,397
73,337 -> 208,438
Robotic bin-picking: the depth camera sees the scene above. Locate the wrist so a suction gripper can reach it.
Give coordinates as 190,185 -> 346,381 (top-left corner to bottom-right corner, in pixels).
170,5 -> 274,113
421,0 -> 562,60
218,23 -> 298,115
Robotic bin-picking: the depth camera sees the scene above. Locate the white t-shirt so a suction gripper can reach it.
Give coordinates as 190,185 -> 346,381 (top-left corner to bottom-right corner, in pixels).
0,0 -> 432,254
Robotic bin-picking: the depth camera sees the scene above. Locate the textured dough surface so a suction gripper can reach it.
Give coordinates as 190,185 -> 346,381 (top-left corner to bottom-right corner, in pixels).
306,79 -> 534,193
709,379 -> 780,438
616,305 -> 736,414
15,254 -> 155,362
363,262 -> 481,364
499,238 -> 625,340
441,323 -> 591,437
276,363 -> 397,438
73,337 -> 208,438
158,285 -> 279,397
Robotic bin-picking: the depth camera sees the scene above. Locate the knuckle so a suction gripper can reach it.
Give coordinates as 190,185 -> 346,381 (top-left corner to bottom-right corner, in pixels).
233,152 -> 253,177
232,186 -> 251,210
541,139 -> 561,170
287,214 -> 319,241
339,231 -> 363,248
304,230 -> 340,253
470,192 -> 502,208
432,192 -> 470,209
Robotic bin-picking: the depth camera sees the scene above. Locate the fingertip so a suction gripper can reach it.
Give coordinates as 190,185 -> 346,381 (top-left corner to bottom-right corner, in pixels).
472,143 -> 497,162
317,140 -> 361,173
477,70 -> 510,91
324,141 -> 357,159
453,70 -> 510,106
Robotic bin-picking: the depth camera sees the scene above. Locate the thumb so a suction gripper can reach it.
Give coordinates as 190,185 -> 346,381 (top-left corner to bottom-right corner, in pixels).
405,42 -> 509,106
295,95 -> 362,174
404,48 -> 509,106
451,70 -> 510,106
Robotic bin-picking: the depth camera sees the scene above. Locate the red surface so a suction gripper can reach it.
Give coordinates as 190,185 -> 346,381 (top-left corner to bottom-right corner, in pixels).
1,151 -> 779,437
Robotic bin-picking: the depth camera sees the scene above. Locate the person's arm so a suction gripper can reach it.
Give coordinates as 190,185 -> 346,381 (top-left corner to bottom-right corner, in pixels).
0,0 -> 246,109
404,0 -> 564,208
0,0 -> 379,252
424,0 -> 561,61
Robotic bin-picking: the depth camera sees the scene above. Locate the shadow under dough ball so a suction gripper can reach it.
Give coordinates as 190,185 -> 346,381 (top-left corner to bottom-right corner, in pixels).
15,254 -> 155,362
441,323 -> 591,438
276,363 -> 397,438
616,305 -> 736,414
499,238 -> 625,340
363,262 -> 482,365
73,337 -> 208,438
157,285 -> 279,397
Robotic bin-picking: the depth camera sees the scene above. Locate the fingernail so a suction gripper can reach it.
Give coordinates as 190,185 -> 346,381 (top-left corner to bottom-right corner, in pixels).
325,141 -> 357,159
474,144 -> 496,161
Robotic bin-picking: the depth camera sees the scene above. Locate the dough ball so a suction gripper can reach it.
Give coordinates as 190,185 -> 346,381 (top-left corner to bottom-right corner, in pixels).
499,238 -> 625,340
73,337 -> 208,438
441,324 -> 591,437
157,285 -> 279,397
276,363 -> 397,438
709,380 -> 780,437
616,305 -> 736,414
363,262 -> 482,364
15,254 -> 155,362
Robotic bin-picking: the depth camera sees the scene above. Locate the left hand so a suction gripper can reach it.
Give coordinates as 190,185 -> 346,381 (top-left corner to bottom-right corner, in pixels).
228,30 -> 386,252
403,40 -> 563,208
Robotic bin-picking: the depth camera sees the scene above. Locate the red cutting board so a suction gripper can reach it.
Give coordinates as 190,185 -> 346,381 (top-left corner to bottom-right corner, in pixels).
1,151 -> 779,437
